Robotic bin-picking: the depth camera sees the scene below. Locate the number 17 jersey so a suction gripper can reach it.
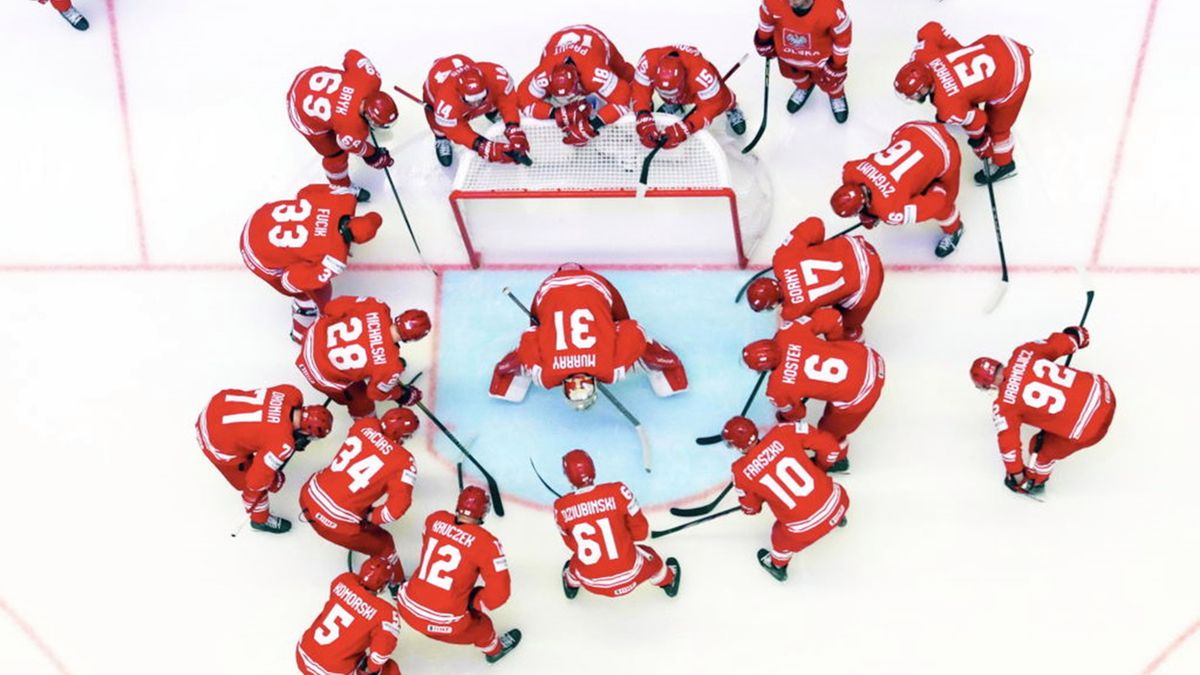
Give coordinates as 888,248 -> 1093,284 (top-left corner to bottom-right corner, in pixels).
771,217 -> 879,322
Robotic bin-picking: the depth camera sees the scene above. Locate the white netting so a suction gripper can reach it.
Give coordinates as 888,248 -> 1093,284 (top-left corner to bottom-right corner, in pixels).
453,114 -> 729,192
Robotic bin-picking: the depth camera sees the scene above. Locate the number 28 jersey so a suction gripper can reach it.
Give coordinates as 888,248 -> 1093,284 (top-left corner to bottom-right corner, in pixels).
299,296 -> 405,400
771,217 -> 880,321
733,422 -> 846,530
397,511 -> 512,624
553,482 -> 648,590
991,333 -> 1115,472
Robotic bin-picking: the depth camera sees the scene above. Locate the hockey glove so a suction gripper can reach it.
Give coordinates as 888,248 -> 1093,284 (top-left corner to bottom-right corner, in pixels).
292,431 -> 313,452
504,124 -> 529,154
395,385 -> 423,407
563,115 -> 599,146
474,137 -> 517,164
661,121 -> 691,149
340,213 -> 383,244
858,213 -> 880,229
635,111 -> 661,149
967,134 -> 993,160
816,60 -> 848,91
269,472 -> 286,493
1004,471 -> 1028,494
1063,325 -> 1090,350
753,31 -> 776,59
364,145 -> 394,169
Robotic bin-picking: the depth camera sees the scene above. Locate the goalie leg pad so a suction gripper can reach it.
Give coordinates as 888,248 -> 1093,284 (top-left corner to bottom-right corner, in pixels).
640,340 -> 687,395
489,351 -> 532,402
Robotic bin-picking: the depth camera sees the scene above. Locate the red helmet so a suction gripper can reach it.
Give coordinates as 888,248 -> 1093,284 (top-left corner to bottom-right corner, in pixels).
380,406 -> 419,441
894,60 -> 933,101
357,557 -> 393,593
747,278 -> 783,312
970,357 -> 1002,390
345,212 -> 383,244
456,485 -> 491,521
562,373 -> 597,411
297,405 -> 333,438
394,309 -> 431,342
562,448 -> 596,488
363,91 -> 398,128
457,66 -> 488,106
742,339 -> 781,371
722,416 -> 759,451
654,55 -> 688,99
830,183 -> 866,217
549,62 -> 580,99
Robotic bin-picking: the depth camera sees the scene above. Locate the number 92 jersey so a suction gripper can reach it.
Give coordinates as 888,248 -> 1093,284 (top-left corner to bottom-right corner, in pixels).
991,333 -> 1115,468
772,217 -> 882,321
241,184 -> 358,291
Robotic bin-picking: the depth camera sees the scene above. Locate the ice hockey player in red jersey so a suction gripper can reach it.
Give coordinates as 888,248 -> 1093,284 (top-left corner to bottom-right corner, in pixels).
287,50 -> 398,200
296,558 -> 403,675
754,0 -> 853,122
895,22 -> 1033,185
196,384 -> 333,533
301,407 -> 420,589
745,217 -> 883,341
971,327 -> 1116,495
396,487 -> 522,664
631,45 -> 746,149
489,264 -> 688,409
33,0 -> 87,30
831,120 -> 965,257
296,296 -> 430,419
518,25 -> 636,146
742,308 -> 885,471
422,54 -> 529,167
554,449 -> 681,599
241,183 -> 384,343
722,417 -> 849,581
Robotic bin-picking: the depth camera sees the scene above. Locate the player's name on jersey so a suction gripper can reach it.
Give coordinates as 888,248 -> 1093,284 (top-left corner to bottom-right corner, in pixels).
333,581 -> 379,620
560,496 -> 618,523
1002,348 -> 1034,405
265,389 -> 289,424
781,344 -> 805,385
360,425 -> 395,455
431,519 -> 476,548
552,354 -> 597,370
853,160 -> 897,198
365,311 -> 390,366
742,440 -> 787,480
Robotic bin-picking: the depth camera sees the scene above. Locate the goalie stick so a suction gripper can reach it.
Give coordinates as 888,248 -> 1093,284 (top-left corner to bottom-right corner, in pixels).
740,58 -> 772,154
651,506 -> 741,539
734,222 -> 864,303
501,286 -> 654,472
637,53 -> 749,198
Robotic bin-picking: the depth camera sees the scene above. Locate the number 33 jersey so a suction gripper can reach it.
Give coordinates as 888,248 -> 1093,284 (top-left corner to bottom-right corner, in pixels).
241,183 -> 358,292
991,333 -> 1115,468
398,511 -> 512,623
553,482 -> 649,589
771,217 -> 881,321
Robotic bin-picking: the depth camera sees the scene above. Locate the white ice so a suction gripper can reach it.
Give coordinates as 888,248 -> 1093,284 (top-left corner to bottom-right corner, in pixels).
0,1 -> 1196,674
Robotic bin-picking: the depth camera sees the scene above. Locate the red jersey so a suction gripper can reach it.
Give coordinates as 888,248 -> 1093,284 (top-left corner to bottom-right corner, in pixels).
518,269 -> 645,388
287,49 -> 383,157
911,23 -> 1032,136
423,55 -> 519,148
771,218 -> 880,321
296,572 -> 400,675
298,296 -> 405,400
397,511 -> 512,625
990,333 -> 1115,474
305,417 -> 417,527
841,121 -> 961,225
553,481 -> 649,595
631,45 -> 733,131
756,0 -> 852,69
241,183 -> 358,292
733,422 -> 847,533
518,24 -> 632,125
196,384 -> 300,493
765,310 -> 885,414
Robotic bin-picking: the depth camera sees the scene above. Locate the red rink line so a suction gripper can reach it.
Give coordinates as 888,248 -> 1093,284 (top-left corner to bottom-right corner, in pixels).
104,0 -> 148,264
1090,0 -> 1161,268
1143,618 -> 1200,674
0,597 -> 72,675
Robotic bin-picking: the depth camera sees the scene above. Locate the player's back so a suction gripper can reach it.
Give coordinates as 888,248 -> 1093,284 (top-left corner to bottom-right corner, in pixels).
999,344 -> 1108,440
310,418 -> 413,516
530,271 -> 620,380
298,572 -> 396,671
401,511 -> 497,618
543,24 -> 613,63
199,385 -> 298,457
733,423 -> 839,523
926,35 -> 1027,109
305,296 -> 395,382
243,184 -> 354,271
769,322 -> 874,402
554,482 -> 644,582
288,64 -> 344,135
773,235 -> 867,317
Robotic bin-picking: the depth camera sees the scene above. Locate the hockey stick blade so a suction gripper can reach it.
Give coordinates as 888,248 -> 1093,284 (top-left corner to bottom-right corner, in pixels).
983,279 -> 1009,314
669,483 -> 734,517
651,506 -> 741,539
695,433 -> 723,446
637,424 -> 653,473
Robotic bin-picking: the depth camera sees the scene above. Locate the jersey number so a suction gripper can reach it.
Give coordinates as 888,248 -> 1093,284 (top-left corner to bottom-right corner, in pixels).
267,199 -> 312,249
873,140 -> 926,183
758,456 -> 816,509
553,309 -> 596,350
313,604 -> 355,646
329,437 -> 384,493
799,259 -> 846,303
220,389 -> 266,424
804,354 -> 849,383
326,317 -> 367,370
417,537 -> 463,591
571,518 -> 620,565
945,43 -> 996,88
1022,360 -> 1076,414
302,72 -> 343,122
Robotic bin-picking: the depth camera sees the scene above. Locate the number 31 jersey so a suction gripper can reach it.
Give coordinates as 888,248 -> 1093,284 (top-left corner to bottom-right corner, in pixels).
771,217 -> 880,321
991,333 -> 1115,468
553,482 -> 648,588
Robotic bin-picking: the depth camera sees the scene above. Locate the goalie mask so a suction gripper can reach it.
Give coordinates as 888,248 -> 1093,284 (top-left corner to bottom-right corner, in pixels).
563,373 -> 597,411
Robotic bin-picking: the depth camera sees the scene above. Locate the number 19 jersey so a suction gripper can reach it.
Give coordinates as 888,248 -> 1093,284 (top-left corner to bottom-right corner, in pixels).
553,482 -> 648,592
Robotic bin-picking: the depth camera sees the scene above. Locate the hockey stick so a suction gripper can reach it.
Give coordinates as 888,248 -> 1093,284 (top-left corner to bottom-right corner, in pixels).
669,483 -> 734,518
982,157 -> 1009,313
650,506 -> 741,539
414,401 -> 505,516
369,128 -> 437,276
637,54 -> 749,198
696,370 -> 768,445
529,458 -> 563,498
1030,289 -> 1096,456
733,222 -> 865,302
392,86 -> 531,166
740,58 -> 772,154
501,286 -> 654,472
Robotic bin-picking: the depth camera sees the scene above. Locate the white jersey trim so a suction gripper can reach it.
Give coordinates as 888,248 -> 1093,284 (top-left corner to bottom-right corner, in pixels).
306,478 -> 362,524
397,585 -> 463,624
784,483 -> 844,533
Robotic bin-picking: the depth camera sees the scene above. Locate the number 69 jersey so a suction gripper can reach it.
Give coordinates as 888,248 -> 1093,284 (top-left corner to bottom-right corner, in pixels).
771,217 -> 883,322
840,121 -> 961,227
305,417 -> 417,526
553,481 -> 650,595
991,333 -> 1115,472
733,422 -> 846,529
241,184 -> 358,293
296,572 -> 400,675
287,49 -> 382,153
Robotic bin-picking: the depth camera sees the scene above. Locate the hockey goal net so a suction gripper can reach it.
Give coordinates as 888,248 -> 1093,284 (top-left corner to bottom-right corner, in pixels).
448,114 -> 771,268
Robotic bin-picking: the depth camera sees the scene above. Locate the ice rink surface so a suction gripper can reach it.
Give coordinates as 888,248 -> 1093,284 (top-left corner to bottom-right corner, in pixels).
1,0 -> 1196,674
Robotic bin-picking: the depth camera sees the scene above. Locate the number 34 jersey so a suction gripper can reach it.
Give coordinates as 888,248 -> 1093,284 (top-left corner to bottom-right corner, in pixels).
397,511 -> 512,623
305,417 -> 417,526
990,333 -> 1115,469
553,482 -> 649,590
